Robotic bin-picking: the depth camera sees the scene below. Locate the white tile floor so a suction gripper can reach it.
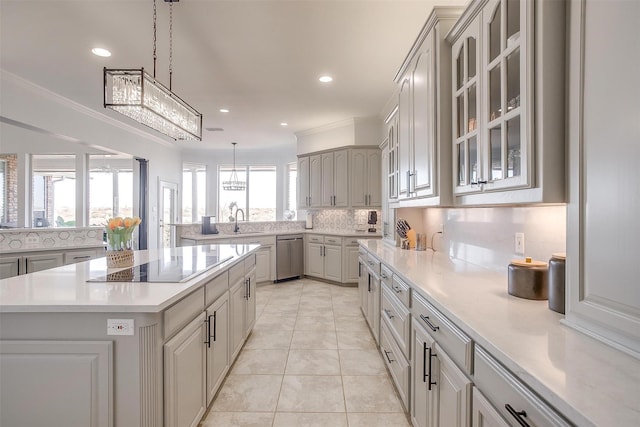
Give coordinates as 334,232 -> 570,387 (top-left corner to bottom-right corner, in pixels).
199,278 -> 410,427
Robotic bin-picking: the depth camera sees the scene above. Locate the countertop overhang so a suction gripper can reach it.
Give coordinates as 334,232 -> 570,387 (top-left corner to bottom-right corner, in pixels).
0,244 -> 260,313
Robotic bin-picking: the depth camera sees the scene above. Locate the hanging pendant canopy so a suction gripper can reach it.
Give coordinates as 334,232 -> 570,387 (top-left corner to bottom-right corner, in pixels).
222,142 -> 246,191
103,0 -> 202,141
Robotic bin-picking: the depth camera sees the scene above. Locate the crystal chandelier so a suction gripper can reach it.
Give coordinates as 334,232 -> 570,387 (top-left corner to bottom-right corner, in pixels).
222,143 -> 246,191
104,0 -> 202,141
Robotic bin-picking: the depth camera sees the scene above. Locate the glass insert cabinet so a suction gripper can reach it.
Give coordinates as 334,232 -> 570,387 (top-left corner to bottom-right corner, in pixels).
451,0 -> 532,196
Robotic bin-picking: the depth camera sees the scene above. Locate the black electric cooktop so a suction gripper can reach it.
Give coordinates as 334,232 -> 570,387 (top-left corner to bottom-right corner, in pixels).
87,246 -> 233,283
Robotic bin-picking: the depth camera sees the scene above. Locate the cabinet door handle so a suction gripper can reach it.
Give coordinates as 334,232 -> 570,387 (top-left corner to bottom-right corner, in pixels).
212,312 -> 217,342
384,308 -> 394,319
478,180 -> 488,185
406,170 -> 411,193
392,285 -> 402,294
380,272 -> 388,279
505,404 -> 530,427
383,349 -> 395,363
248,277 -> 251,299
204,316 -> 211,348
74,255 -> 91,260
422,342 -> 428,383
428,346 -> 437,390
420,314 -> 439,332
368,275 -> 371,292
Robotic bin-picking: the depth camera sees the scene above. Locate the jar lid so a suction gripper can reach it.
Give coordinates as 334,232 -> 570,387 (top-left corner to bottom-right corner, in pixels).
510,257 -> 547,268
551,252 -> 566,260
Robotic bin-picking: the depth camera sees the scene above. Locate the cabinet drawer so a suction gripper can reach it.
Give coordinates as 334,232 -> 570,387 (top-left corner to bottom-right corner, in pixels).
307,235 -> 324,243
412,292 -> 473,374
474,345 -> 572,427
380,264 -> 393,285
324,236 -> 342,245
205,271 -> 229,307
381,287 -> 411,359
389,275 -> 411,308
344,237 -> 359,246
229,262 -> 244,286
380,321 -> 409,410
164,287 -> 205,339
366,253 -> 381,275
64,249 -> 99,265
244,253 -> 256,273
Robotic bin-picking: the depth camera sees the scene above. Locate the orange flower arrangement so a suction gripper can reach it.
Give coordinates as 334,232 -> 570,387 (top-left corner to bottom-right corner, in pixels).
105,216 -> 142,251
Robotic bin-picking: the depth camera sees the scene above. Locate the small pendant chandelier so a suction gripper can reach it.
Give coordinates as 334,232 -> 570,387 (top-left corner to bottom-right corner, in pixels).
103,0 -> 202,141
222,143 -> 246,191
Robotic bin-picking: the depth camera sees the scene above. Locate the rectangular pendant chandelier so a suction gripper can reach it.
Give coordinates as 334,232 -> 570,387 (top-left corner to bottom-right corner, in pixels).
104,68 -> 202,141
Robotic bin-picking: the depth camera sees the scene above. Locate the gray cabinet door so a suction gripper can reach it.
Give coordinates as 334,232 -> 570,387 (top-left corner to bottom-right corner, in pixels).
0,340 -> 112,427
0,256 -> 21,279
229,279 -> 246,361
164,312 -> 206,427
206,292 -> 229,404
323,244 -> 342,282
25,252 -> 63,273
245,268 -> 257,335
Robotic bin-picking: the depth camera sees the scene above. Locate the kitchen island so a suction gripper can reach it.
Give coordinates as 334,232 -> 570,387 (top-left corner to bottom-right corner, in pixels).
0,244 -> 259,427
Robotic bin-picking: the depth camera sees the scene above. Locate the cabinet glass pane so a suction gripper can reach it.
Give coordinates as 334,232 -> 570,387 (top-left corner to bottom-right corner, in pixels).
489,65 -> 501,121
458,142 -> 466,185
468,84 -> 477,132
457,95 -> 465,138
490,126 -> 503,181
490,4 -> 501,62
507,116 -> 521,178
507,0 -> 520,44
467,37 -> 476,79
456,47 -> 464,89
507,48 -> 520,112
469,136 -> 478,184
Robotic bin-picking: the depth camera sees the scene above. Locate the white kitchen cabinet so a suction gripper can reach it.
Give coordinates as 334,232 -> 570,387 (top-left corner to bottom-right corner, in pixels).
321,150 -> 349,207
229,275 -> 246,361
305,235 -> 343,283
472,387 -> 509,427
411,319 -> 471,427
385,107 -> 399,203
254,248 -> 270,283
64,248 -> 102,265
297,156 -> 311,208
362,256 -> 381,345
380,321 -> 410,410
0,256 -> 20,279
343,242 -> 360,283
205,291 -> 229,404
358,255 -> 368,317
244,266 -> 256,335
25,252 -> 64,273
448,0 -> 565,205
395,8 -> 460,205
309,154 -> 322,208
565,0 -> 640,356
350,148 -> 381,208
164,312 -> 207,427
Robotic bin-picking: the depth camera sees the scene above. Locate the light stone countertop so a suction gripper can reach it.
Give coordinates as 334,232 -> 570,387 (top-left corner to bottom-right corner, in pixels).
0,244 -> 259,313
181,229 -> 382,241
359,239 -> 640,427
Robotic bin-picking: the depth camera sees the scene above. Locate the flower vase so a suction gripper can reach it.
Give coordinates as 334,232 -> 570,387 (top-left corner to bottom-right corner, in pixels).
106,249 -> 134,268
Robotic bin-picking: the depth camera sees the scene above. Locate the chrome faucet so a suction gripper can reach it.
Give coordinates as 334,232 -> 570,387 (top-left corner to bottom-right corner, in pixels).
234,208 -> 245,233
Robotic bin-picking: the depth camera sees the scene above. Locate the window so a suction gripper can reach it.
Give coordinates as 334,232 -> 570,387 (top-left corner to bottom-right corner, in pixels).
218,165 -> 276,222
182,163 -> 207,223
88,155 -> 133,225
32,154 -> 76,227
285,162 -> 297,220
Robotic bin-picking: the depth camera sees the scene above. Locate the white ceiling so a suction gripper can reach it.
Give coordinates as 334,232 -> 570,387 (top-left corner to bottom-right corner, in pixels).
0,0 -> 467,150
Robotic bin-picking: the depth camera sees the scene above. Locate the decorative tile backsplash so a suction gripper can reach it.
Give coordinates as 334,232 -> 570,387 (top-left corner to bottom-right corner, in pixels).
0,227 -> 105,252
310,209 -> 382,231
396,205 -> 566,273
178,220 -> 306,237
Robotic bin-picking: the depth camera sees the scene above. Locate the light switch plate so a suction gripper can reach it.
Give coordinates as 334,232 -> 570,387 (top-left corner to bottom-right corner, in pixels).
107,319 -> 134,336
515,233 -> 525,255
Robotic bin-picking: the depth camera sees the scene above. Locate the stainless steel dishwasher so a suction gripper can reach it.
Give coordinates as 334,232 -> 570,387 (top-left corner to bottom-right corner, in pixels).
276,234 -> 304,282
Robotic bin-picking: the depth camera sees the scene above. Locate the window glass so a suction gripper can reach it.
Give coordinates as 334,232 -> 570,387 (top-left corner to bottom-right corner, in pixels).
32,154 -> 76,227
182,163 -> 206,223
218,166 -> 247,222
249,166 -> 277,221
89,155 -> 133,225
0,154 -> 17,226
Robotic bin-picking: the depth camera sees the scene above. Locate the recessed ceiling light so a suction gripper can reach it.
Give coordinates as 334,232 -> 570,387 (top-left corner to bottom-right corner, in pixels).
219,108 -> 230,113
280,122 -> 288,126
91,47 -> 111,57
319,75 -> 333,83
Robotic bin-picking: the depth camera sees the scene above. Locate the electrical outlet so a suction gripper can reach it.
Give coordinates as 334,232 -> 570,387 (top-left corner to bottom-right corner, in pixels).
107,319 -> 134,336
515,233 -> 525,255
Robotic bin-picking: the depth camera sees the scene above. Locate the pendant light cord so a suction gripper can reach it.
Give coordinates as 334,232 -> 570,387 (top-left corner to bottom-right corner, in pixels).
169,1 -> 173,90
152,0 -> 157,78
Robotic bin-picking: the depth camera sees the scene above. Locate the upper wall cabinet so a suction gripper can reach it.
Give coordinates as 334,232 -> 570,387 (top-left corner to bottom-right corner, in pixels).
447,0 -> 566,205
566,0 -> 640,357
298,146 -> 381,210
394,7 -> 462,207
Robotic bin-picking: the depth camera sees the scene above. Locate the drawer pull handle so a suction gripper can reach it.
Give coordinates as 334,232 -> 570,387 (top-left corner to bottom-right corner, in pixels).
420,314 -> 439,332
505,404 -> 530,427
383,349 -> 395,363
384,309 -> 394,319
381,273 -> 388,279
392,286 -> 402,294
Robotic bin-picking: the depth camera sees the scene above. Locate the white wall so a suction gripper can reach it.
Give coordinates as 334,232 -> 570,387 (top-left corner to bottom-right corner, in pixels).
0,70 -> 182,249
296,117 -> 382,155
